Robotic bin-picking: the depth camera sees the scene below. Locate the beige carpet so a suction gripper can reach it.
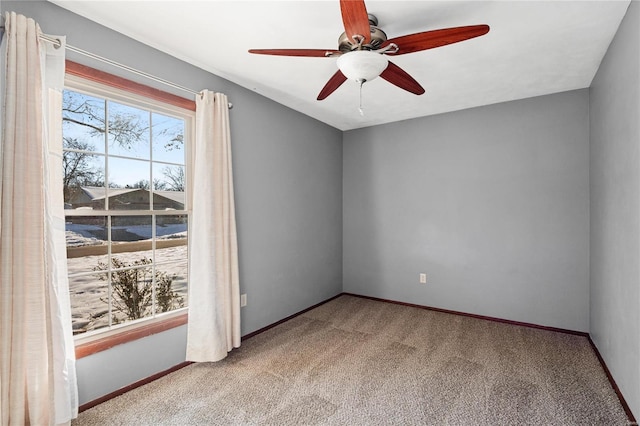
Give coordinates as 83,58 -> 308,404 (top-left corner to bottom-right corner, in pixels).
73,295 -> 631,425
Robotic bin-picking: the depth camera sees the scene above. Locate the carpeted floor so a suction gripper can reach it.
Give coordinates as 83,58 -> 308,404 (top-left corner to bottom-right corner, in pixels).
73,295 -> 631,425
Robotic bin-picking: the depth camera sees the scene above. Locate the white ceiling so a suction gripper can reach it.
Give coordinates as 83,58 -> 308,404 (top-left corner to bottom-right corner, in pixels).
49,1 -> 630,131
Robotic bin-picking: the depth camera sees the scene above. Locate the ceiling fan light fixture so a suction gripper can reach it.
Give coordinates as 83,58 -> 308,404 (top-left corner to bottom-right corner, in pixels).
337,50 -> 389,83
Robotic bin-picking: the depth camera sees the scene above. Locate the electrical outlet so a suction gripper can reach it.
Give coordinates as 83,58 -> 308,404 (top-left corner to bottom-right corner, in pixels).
240,293 -> 247,307
419,273 -> 427,284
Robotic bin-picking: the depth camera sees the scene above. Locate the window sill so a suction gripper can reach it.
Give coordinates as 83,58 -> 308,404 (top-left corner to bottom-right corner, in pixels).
75,311 -> 188,359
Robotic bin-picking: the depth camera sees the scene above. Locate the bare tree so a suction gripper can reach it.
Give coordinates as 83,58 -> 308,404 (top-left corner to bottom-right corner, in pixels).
62,138 -> 104,202
63,90 -> 183,151
130,179 -> 168,191
62,90 -> 184,203
162,165 -> 185,191
63,91 -> 149,148
94,257 -> 184,321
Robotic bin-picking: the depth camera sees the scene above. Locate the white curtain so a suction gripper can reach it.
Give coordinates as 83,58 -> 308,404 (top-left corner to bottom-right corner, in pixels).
0,11 -> 78,425
186,91 -> 241,362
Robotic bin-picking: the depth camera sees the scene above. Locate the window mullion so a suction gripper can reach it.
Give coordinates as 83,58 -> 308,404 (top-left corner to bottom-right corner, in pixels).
104,99 -> 110,211
149,110 -> 154,211
152,214 -> 157,317
107,215 -> 113,328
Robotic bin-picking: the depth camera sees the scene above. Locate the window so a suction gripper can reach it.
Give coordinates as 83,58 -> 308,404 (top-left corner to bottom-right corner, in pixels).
63,68 -> 194,344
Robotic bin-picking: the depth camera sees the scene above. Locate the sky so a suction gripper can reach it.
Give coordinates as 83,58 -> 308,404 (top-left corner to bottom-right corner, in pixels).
63,89 -> 185,190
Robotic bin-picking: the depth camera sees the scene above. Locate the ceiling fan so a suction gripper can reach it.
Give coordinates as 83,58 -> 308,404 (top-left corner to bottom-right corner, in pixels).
249,0 -> 490,101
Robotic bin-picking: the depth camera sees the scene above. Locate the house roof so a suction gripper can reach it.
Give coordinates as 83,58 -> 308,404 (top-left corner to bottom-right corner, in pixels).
80,186 -> 185,205
81,186 -> 137,201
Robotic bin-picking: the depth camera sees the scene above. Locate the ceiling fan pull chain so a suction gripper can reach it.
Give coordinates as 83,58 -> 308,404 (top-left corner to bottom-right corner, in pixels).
359,80 -> 365,116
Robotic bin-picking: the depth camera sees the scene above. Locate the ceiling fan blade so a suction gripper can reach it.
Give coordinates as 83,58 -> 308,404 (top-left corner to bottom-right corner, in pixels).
317,70 -> 348,100
249,49 -> 341,57
380,61 -> 425,95
340,0 -> 371,44
382,25 -> 490,55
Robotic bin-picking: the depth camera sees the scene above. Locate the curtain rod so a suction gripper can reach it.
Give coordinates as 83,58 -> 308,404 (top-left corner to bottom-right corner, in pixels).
0,26 -> 232,109
40,34 -> 233,110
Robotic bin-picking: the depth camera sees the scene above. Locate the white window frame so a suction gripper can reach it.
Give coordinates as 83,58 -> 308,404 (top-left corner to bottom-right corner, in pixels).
63,73 -> 194,349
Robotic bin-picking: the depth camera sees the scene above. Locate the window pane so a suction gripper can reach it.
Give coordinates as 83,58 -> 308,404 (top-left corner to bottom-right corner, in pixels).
66,216 -> 110,334
155,215 -> 187,313
156,214 -> 187,240
152,164 -> 185,210
155,260 -> 187,313
111,215 -> 152,242
111,215 -> 154,286
69,273 -> 110,335
152,113 -> 185,164
66,216 -> 108,264
63,154 -> 106,210
107,158 -> 151,210
63,90 -> 106,154
108,101 -> 150,159
107,265 -> 155,324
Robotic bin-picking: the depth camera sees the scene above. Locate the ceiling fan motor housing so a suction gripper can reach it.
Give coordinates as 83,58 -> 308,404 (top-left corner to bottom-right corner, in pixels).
338,14 -> 387,52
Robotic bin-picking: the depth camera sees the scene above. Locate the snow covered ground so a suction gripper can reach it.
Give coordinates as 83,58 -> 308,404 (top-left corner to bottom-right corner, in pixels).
66,222 -> 187,244
66,224 -> 106,247
67,230 -> 188,334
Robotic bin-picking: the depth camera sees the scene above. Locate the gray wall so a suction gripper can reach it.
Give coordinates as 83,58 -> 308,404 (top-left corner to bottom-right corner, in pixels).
590,0 -> 640,418
343,90 -> 590,332
1,1 -> 343,405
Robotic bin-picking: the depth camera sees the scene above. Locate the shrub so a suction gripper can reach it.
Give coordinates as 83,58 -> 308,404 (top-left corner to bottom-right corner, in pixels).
94,257 -> 184,321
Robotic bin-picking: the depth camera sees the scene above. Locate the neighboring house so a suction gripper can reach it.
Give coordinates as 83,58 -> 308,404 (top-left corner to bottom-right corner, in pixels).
66,186 -> 184,211
66,186 -> 186,241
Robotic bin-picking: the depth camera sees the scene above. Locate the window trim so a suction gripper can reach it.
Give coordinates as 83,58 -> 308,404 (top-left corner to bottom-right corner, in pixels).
65,61 -> 194,358
65,61 -> 196,111
75,312 -> 188,359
